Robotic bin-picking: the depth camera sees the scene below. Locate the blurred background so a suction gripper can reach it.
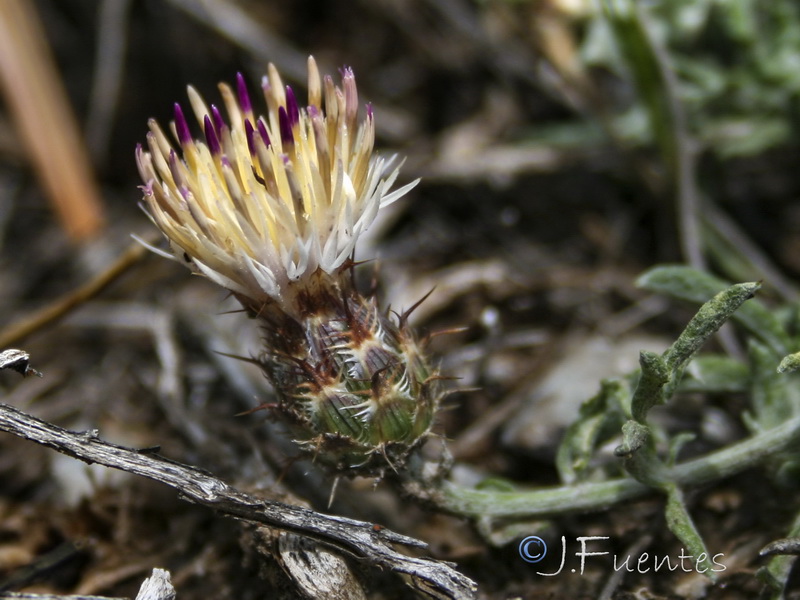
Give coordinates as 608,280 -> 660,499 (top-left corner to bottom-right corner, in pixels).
1,0 -> 800,598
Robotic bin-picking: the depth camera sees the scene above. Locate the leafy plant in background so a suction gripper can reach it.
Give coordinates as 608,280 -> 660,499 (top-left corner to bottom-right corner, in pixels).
583,0 -> 800,159
421,0 -> 800,596
431,266 -> 800,595
516,0 -> 800,292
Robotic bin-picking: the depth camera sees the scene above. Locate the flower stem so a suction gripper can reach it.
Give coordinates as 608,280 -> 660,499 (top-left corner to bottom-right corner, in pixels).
438,413 -> 800,519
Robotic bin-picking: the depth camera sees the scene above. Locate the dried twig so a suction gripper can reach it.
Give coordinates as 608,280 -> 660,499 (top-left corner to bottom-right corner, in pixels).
0,403 -> 477,600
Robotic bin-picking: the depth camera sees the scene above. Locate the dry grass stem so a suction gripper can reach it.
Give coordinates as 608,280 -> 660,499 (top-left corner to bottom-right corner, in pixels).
0,0 -> 105,241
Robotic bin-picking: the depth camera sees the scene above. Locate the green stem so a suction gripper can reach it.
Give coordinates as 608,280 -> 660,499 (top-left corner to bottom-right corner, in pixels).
439,413 -> 800,519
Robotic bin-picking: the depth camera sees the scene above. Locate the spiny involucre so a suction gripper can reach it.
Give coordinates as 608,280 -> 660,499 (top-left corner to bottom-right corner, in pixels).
136,57 -> 441,475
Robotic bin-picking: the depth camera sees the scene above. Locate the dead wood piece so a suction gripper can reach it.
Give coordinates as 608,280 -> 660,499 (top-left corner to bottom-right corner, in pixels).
0,350 -> 41,378
134,569 -> 175,600
277,533 -> 366,600
0,403 -> 477,600
0,595 -> 125,600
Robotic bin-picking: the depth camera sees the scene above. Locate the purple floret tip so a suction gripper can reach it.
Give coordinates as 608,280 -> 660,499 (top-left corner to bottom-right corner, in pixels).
173,103 -> 192,145
285,86 -> 300,126
244,119 -> 257,155
236,72 -> 252,114
203,116 -> 221,155
278,106 -> 294,146
211,104 -> 225,133
257,119 -> 271,147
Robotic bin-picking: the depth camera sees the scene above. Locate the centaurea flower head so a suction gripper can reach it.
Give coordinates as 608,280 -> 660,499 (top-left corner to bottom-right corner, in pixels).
136,58 -> 439,475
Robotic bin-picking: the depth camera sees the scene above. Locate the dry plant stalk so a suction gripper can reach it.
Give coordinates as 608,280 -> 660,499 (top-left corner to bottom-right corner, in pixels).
0,0 -> 105,241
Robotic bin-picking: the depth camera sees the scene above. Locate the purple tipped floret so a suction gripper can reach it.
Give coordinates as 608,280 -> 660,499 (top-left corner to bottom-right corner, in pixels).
203,116 -> 221,155
285,86 -> 300,126
236,72 -> 253,115
244,120 -> 257,156
257,118 -> 271,147
173,103 -> 192,145
278,106 -> 294,146
366,103 -> 373,120
211,104 -> 225,133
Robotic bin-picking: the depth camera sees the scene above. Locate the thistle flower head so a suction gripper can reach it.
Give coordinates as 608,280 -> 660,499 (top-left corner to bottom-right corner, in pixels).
136,59 -> 438,475
136,57 -> 417,316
